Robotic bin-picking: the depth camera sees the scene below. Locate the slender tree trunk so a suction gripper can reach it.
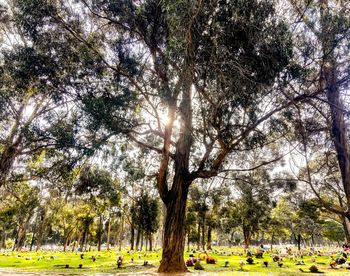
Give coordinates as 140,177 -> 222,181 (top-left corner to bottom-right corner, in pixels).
106,218 -> 111,251
97,214 -> 103,251
187,230 -> 190,252
201,215 -> 205,250
140,231 -> 143,251
29,220 -> 37,252
197,222 -> 200,250
297,234 -> 301,251
81,226 -> 88,252
270,232 -> 275,251
118,215 -> 124,251
130,222 -> 135,250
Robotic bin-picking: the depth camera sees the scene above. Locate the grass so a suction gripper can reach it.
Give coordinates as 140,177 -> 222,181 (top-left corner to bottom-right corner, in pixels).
0,247 -> 349,275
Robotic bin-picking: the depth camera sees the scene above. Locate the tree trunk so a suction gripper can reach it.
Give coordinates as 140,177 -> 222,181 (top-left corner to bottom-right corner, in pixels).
136,226 -> 141,250
149,234 -> 153,251
197,222 -> 200,250
106,219 -> 111,251
297,234 -> 301,251
118,215 -> 124,251
1,230 -> 7,249
187,230 -> 190,252
207,226 -> 212,250
140,231 -> 143,251
243,226 -> 251,249
201,215 -> 205,250
270,232 -> 275,251
130,222 -> 135,250
157,179 -> 190,273
319,0 -> 350,219
342,216 -> 350,243
97,214 -> 103,251
81,227 -> 88,252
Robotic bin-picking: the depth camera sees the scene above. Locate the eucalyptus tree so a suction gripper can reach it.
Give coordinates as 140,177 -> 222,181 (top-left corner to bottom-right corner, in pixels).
286,0 -> 350,221
9,0 -> 313,271
0,0 -> 107,188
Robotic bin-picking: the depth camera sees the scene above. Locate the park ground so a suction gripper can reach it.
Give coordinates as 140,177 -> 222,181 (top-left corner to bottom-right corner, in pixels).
1,247 -> 350,275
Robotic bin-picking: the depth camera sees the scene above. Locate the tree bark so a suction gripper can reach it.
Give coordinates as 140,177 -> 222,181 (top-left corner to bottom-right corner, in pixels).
201,215 -> 205,250
270,232 -> 275,251
97,214 -> 103,251
243,226 -> 251,249
319,0 -> 350,220
130,221 -> 134,250
118,215 -> 124,251
106,219 -> 111,251
149,234 -> 153,251
342,216 -> 350,243
297,234 -> 301,251
136,226 -> 141,250
207,226 -> 212,250
197,222 -> 200,250
157,178 -> 190,273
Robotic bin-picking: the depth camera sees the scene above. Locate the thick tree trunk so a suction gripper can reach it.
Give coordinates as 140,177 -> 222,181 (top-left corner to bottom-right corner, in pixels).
149,234 -> 153,251
243,227 -> 251,249
1,230 -> 7,249
341,216 -> 350,243
158,179 -> 190,273
207,226 -> 212,250
136,226 -> 141,250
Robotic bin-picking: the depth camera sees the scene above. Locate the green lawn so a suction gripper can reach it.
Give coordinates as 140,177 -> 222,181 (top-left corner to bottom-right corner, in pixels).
0,247 -> 349,275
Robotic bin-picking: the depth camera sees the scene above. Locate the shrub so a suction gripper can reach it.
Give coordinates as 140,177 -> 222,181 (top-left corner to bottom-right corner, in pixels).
246,257 -> 254,264
273,256 -> 280,262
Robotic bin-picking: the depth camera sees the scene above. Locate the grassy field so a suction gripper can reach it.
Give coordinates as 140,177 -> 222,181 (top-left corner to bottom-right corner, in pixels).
0,247 -> 350,275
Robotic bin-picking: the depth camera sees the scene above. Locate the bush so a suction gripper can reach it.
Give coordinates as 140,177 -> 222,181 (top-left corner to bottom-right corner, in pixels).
273,256 -> 280,262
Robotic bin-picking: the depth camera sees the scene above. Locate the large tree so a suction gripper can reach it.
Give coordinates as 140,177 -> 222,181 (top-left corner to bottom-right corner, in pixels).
287,0 -> 350,222
5,0 -> 314,272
